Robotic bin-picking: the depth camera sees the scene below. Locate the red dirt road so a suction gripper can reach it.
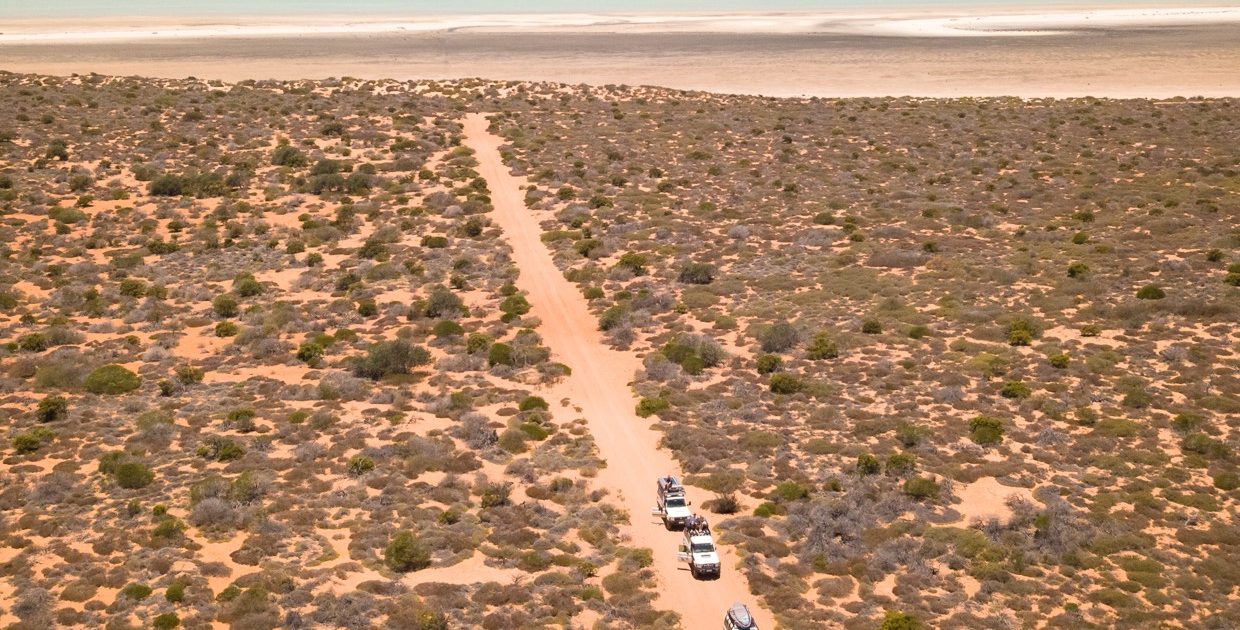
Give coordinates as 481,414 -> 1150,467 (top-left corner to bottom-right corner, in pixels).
462,113 -> 773,630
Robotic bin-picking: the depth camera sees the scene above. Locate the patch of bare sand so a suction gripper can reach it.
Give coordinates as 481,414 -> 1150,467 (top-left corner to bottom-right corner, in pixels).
951,476 -> 1036,525
462,113 -> 770,630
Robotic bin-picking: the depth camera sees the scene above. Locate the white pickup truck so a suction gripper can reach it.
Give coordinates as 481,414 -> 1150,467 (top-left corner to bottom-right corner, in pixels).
651,475 -> 692,530
677,519 -> 721,579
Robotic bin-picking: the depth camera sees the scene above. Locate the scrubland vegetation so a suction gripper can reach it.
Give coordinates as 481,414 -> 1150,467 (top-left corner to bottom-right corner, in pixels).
488,88 -> 1238,627
0,71 -> 1236,628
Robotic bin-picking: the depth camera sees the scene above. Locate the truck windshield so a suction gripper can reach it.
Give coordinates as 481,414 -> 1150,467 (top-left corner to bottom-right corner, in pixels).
665,497 -> 686,508
691,542 -> 715,554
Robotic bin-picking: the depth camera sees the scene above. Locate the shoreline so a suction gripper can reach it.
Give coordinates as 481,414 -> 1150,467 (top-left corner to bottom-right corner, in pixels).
2,6 -> 1240,43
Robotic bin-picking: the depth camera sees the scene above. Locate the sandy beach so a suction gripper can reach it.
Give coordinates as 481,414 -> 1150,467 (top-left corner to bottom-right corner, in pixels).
1,7 -> 1239,96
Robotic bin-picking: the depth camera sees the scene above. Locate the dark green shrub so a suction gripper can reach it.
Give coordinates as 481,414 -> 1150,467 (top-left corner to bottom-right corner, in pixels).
1205,248 -> 1224,262
1071,231 -> 1089,244
772,480 -> 811,502
165,580 -> 187,602
519,396 -> 549,411
357,299 -> 378,317
969,416 -> 1005,445
678,262 -> 716,285
347,456 -> 376,476
119,278 -> 148,297
857,453 -> 881,476
13,428 -> 54,454
153,613 -> 180,629
149,175 -> 185,197
1214,472 -> 1239,491
769,373 -> 804,394
902,477 -> 939,500
615,252 -> 648,275
1171,413 -> 1205,433
500,294 -> 531,319
1067,262 -> 1089,278
121,583 -> 153,600
1136,285 -> 1166,300
907,325 -> 930,339
84,364 -> 140,394
352,340 -> 430,379
466,333 -> 492,354
488,343 -> 514,367
759,320 -> 800,353
880,610 -> 922,630
421,235 -> 449,248
196,436 -> 244,462
36,395 -> 68,422
1000,381 -> 1032,399
296,341 -> 324,365
1007,319 -> 1037,346
598,304 -> 629,331
861,319 -> 882,334
114,461 -> 155,489
1049,353 -> 1070,368
885,452 -> 917,476
707,494 -> 741,514
805,332 -> 839,360
213,294 -> 239,318
232,273 -> 264,297
1182,433 -> 1230,459
755,354 -> 782,375
432,320 -> 465,338
271,144 -> 307,167
635,397 -> 670,418
480,482 -> 512,508
423,286 -> 463,318
17,333 -> 47,352
214,321 -> 239,337
384,531 -> 431,572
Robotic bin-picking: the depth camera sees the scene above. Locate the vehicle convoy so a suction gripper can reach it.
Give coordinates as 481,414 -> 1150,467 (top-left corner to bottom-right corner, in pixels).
724,602 -> 759,630
677,515 -> 721,579
651,475 -> 692,529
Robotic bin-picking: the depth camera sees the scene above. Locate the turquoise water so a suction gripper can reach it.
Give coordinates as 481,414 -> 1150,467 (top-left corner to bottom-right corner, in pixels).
0,0 -> 1224,19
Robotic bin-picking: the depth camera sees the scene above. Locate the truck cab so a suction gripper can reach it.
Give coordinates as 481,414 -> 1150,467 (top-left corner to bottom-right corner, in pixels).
677,523 -> 721,579
652,475 -> 692,529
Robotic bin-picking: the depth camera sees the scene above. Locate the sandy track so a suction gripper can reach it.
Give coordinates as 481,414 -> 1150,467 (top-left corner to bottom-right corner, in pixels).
462,113 -> 772,629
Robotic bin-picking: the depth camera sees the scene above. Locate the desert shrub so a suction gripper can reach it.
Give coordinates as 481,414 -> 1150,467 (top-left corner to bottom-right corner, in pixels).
1136,285 -> 1166,300
1067,262 -> 1089,278
885,452 -> 917,476
615,252 -> 648,275
479,482 -> 512,508
707,494 -> 740,514
153,613 -> 180,629
488,343 -> 514,367
213,294 -> 239,318
433,320 -> 465,338
1080,324 -> 1101,337
1171,413 -> 1205,433
756,354 -> 782,374
1049,353 -> 1070,368
598,304 -> 630,331
500,295 -> 531,320
357,299 -> 378,317
466,333 -> 493,354
347,456 -> 376,476
165,581 -> 187,602
518,396 -> 548,411
13,427 -> 55,454
662,334 -> 725,375
769,373 -> 804,394
902,477 -> 939,500
423,286 -> 464,318
636,397 -> 670,418
35,395 -> 68,422
969,416 -> 1005,445
296,341 -> 324,365
1007,318 -> 1038,346
857,454 -> 881,476
805,332 -> 839,360
18,333 -> 48,352
119,278 -> 148,297
1000,381 -> 1032,399
421,235 -> 449,248
175,364 -> 204,384
232,272 -> 264,297
772,481 -> 811,502
215,321 -> 239,337
352,340 -> 430,379
271,144 -> 307,167
880,610 -> 922,630
677,262 -> 716,285
861,319 -> 883,334
1214,472 -> 1240,491
1182,433 -> 1230,459
114,462 -> 155,489
759,320 -> 800,353
121,583 -> 153,600
148,175 -> 184,197
84,364 -> 140,394
197,436 -> 245,462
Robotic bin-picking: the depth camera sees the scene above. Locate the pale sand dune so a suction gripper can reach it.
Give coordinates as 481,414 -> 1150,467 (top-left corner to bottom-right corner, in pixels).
462,112 -> 770,630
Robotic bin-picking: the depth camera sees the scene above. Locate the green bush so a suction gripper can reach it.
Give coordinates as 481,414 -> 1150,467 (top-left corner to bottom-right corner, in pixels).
907,325 -> 930,339
347,456 -> 376,476
759,320 -> 799,353
857,453 -> 881,475
352,340 -> 430,379
120,583 -> 153,600
357,299 -> 378,317
806,332 -> 839,360
423,286 -> 463,318
755,354 -> 782,374
902,477 -> 940,500
1007,318 -> 1037,346
84,364 -> 140,394
1214,472 -> 1239,491
214,321 -> 239,337
153,613 -> 180,629
500,295 -> 531,319
296,341 -> 325,365
1171,413 -> 1205,433
213,294 -> 239,318
615,252 -> 648,275
678,262 -> 716,285
861,319 -> 883,334
1000,381 -> 1032,399
1182,433 -> 1230,459
1067,262 -> 1089,278
635,397 -> 670,418
432,320 -> 465,338
519,396 -> 549,411
465,333 -> 492,354
1136,285 -> 1166,300
232,272 -> 264,297
165,580 -> 187,602
271,144 -> 307,166
13,428 -> 54,454
421,235 -> 449,248
969,416 -> 1005,445
35,395 -> 68,422
1080,324 -> 1102,337
114,461 -> 155,489
487,343 -> 514,367
119,278 -> 148,297
771,480 -> 811,502
1049,353 -> 1070,369
880,610 -> 922,630
769,373 -> 804,394
885,452 -> 917,476
196,436 -> 245,462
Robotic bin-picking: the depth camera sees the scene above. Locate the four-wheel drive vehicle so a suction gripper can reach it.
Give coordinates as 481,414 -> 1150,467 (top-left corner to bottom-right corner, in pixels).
652,475 -> 692,529
677,525 -> 721,579
724,602 -> 758,630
